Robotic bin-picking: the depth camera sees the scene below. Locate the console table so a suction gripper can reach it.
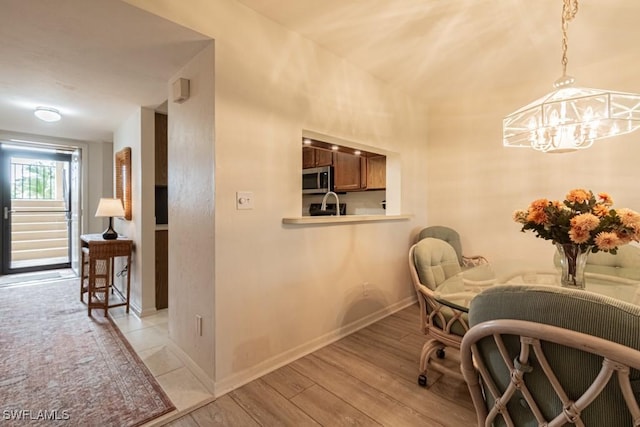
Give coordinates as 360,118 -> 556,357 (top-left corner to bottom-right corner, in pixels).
80,234 -> 133,316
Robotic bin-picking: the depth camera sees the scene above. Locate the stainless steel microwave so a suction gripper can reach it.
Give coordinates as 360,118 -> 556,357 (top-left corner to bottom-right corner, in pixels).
302,166 -> 334,194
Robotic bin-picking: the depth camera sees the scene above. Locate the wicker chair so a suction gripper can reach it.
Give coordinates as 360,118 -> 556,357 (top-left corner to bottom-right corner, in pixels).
409,237 -> 471,386
461,284 -> 640,426
418,225 -> 488,268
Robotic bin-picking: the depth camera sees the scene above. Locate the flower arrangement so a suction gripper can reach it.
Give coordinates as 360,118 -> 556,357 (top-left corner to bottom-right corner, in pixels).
513,189 -> 640,254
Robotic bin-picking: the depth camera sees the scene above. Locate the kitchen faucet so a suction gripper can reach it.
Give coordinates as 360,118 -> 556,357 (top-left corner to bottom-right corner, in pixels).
320,191 -> 341,216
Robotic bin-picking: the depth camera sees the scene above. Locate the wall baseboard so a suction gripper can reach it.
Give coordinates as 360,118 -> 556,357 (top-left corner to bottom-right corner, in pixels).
165,339 -> 217,395
128,300 -> 157,318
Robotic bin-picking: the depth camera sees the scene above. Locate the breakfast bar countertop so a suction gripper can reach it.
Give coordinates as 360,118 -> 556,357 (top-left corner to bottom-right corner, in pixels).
282,214 -> 412,225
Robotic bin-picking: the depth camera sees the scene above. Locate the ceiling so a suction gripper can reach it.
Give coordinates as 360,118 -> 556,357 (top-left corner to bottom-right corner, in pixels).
1,0 -> 638,143
235,0 -> 640,102
0,0 -> 210,143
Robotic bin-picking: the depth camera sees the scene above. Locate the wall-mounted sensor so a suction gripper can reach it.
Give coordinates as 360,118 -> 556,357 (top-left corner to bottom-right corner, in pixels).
172,78 -> 190,103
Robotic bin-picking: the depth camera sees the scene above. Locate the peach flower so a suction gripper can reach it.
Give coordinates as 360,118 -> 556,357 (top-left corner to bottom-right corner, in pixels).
616,208 -> 640,227
566,189 -> 591,204
570,213 -> 600,231
595,232 -> 622,251
526,199 -> 549,224
592,204 -> 609,217
526,209 -> 547,225
598,192 -> 613,206
569,228 -> 591,244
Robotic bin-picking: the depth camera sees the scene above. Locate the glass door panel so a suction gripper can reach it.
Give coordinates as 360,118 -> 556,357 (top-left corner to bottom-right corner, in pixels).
1,145 -> 72,274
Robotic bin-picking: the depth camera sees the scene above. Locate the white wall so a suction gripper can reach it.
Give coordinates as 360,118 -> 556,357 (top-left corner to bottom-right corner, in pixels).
426,84 -> 640,270
126,0 -> 429,393
167,43 -> 216,379
113,107 -> 157,316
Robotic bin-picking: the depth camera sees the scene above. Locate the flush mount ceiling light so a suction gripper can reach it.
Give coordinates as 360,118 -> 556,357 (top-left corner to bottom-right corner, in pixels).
34,107 -> 62,122
503,0 -> 640,153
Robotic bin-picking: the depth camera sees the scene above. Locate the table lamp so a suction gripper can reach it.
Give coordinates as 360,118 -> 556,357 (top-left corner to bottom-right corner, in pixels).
95,198 -> 125,240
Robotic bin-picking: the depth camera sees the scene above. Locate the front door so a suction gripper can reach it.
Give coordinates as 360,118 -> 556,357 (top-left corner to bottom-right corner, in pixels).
0,145 -> 73,274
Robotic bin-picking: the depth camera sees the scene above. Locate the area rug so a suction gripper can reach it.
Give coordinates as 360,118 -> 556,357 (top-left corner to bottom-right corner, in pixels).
0,279 -> 175,426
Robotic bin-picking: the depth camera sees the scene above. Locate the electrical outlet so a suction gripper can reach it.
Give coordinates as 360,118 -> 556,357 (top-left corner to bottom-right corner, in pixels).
362,282 -> 370,297
196,315 -> 203,336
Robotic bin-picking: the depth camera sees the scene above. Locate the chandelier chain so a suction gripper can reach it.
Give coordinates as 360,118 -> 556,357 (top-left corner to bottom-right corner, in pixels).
561,0 -> 579,76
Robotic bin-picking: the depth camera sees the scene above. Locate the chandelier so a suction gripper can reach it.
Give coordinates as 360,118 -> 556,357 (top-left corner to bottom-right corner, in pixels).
503,0 -> 640,153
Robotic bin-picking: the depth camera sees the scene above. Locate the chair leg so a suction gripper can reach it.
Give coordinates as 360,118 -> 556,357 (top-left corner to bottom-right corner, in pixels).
87,261 -> 94,316
418,339 -> 449,387
80,250 -> 89,303
104,258 -> 110,317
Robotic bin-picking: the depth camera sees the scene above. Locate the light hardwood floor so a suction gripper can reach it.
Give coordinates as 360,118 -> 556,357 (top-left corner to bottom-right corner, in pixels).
162,304 -> 477,426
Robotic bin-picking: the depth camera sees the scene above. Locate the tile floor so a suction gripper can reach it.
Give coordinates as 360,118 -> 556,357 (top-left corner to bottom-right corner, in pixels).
108,307 -> 216,426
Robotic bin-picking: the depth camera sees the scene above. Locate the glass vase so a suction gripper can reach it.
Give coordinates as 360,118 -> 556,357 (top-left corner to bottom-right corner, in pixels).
555,243 -> 593,289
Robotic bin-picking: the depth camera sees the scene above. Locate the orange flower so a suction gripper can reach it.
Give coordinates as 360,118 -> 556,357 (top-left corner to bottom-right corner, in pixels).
592,204 -> 609,217
595,232 -> 622,251
526,209 -> 547,224
598,192 -> 613,206
569,228 -> 590,244
570,213 -> 599,231
616,208 -> 640,227
566,189 -> 590,204
529,199 -> 549,210
525,199 -> 549,224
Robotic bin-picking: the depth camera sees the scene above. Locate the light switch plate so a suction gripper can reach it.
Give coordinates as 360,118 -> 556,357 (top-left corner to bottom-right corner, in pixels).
236,191 -> 254,210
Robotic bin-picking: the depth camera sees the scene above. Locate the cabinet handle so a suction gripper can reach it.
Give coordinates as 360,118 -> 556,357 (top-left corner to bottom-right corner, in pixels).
3,206 -> 8,220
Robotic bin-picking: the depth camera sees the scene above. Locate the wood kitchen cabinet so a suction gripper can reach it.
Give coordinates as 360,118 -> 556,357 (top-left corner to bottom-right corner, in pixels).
334,152 -> 386,191
155,230 -> 168,310
155,113 -> 168,186
334,151 -> 366,191
365,155 -> 386,190
302,141 -> 386,191
302,147 -> 333,169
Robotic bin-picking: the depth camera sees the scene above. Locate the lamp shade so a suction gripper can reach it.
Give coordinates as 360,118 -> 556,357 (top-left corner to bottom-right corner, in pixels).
95,198 -> 125,218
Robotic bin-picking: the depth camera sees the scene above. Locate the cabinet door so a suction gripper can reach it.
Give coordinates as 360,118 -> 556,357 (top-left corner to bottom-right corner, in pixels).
302,147 -> 316,169
302,147 -> 333,168
315,149 -> 333,167
334,152 -> 363,191
155,113 -> 168,186
155,230 -> 169,310
366,156 -> 386,190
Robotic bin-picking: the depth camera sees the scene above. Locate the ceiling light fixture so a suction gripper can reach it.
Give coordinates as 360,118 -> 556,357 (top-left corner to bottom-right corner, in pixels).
503,0 -> 640,153
34,107 -> 62,122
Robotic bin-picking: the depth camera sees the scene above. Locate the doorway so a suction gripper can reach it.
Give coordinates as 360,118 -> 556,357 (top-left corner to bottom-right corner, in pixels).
0,144 -> 80,275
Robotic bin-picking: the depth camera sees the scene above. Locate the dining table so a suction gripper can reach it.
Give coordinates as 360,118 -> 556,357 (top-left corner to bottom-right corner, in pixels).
434,260 -> 640,313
